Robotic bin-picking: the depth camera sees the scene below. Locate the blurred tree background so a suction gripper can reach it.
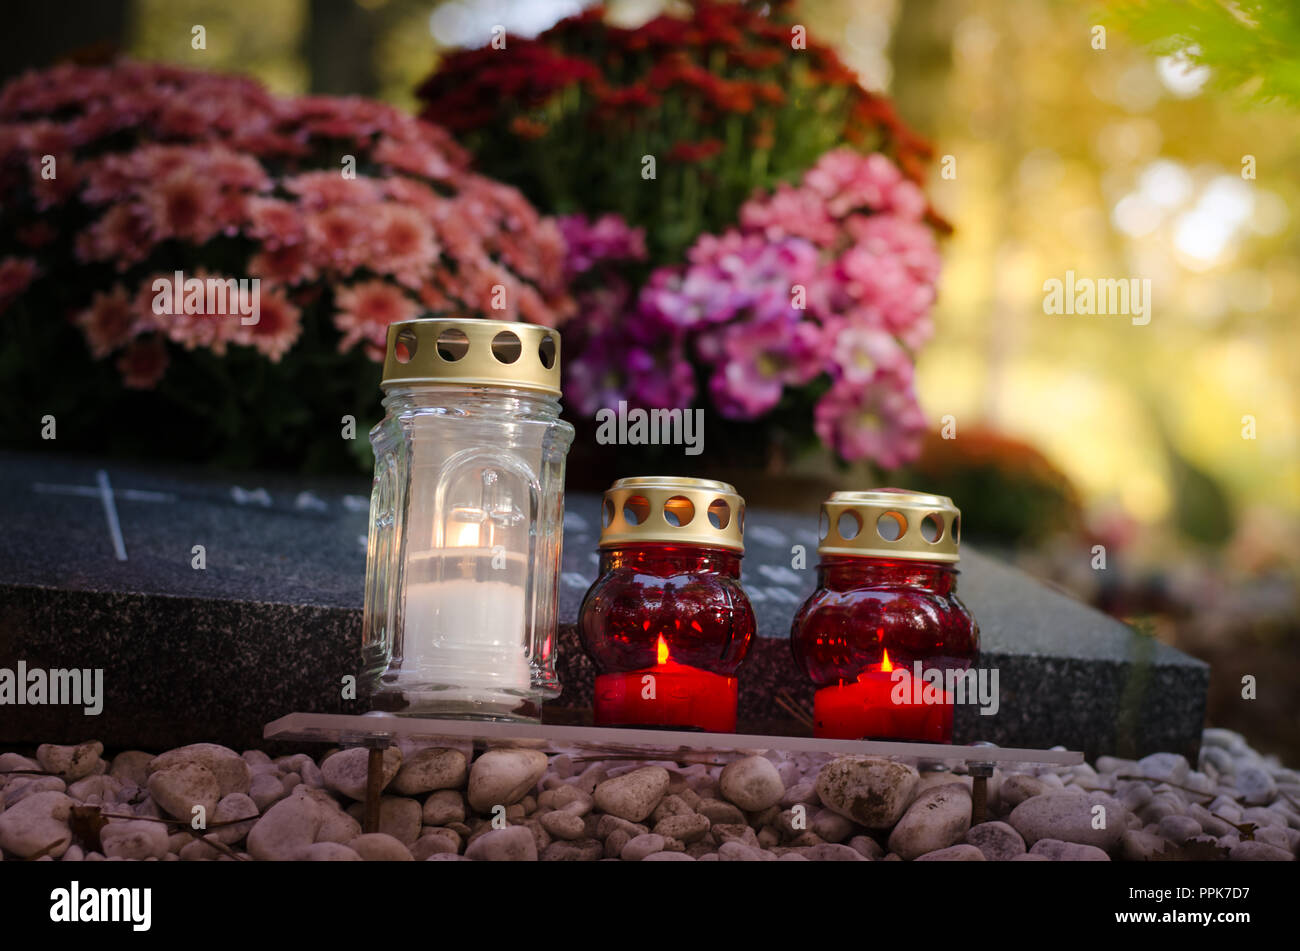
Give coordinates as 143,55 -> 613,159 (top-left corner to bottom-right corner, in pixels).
1,0 -> 1296,757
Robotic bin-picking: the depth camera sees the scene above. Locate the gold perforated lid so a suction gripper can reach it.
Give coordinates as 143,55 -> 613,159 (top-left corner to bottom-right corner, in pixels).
818,488 -> 961,562
598,477 -> 745,552
381,317 -> 561,395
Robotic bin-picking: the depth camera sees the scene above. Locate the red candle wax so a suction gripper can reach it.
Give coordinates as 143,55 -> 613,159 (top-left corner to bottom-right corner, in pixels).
594,636 -> 737,733
813,652 -> 954,741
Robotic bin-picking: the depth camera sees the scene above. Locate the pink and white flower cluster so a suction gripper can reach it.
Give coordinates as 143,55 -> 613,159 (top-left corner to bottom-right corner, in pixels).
562,149 -> 939,467
0,61 -> 571,388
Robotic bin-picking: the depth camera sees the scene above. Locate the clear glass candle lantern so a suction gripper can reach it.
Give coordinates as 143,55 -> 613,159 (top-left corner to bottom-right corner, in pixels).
361,317 -> 574,721
790,489 -> 979,742
579,477 -> 755,733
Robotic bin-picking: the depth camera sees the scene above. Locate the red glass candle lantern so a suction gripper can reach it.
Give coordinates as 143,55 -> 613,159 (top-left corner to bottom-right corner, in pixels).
579,477 -> 755,732
791,489 -> 979,742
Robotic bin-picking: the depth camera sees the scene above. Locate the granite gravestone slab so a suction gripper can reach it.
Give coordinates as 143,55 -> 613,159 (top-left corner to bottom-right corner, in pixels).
0,451 -> 1208,757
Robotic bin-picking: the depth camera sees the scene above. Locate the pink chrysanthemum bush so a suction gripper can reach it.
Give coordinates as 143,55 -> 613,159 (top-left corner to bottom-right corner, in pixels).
561,149 -> 937,467
0,61 -> 570,468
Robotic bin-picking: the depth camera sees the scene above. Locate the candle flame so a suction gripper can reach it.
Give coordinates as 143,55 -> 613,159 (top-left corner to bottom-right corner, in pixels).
451,521 -> 481,547
880,649 -> 893,672
657,635 -> 670,665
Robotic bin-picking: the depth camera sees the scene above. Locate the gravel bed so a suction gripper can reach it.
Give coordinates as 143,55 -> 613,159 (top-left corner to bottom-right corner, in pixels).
0,728 -> 1296,861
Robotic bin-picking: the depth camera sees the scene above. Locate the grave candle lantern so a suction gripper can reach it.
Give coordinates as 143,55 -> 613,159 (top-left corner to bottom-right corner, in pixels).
361,317 -> 573,721
790,489 -> 979,741
579,478 -> 755,732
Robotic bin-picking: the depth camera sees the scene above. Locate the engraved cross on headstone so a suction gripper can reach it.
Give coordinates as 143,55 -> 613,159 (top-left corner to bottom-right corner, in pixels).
32,469 -> 175,562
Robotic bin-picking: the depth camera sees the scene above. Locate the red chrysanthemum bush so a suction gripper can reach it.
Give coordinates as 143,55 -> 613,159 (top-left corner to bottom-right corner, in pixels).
0,61 -> 570,468
416,0 -> 943,263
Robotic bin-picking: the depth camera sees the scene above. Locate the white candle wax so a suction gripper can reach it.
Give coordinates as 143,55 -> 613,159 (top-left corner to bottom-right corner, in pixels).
402,579 -> 532,694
